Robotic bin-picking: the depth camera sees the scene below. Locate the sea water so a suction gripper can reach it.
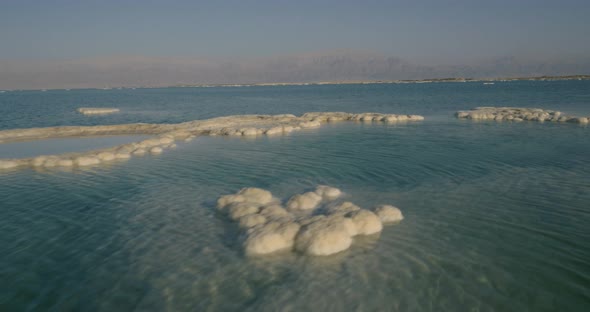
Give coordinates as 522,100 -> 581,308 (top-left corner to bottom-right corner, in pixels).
0,81 -> 589,311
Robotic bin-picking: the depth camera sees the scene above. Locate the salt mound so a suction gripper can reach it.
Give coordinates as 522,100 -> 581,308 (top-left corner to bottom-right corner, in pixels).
258,204 -> 290,219
325,201 -> 361,215
0,160 -> 18,169
238,214 -> 267,229
294,215 -> 354,256
77,107 -> 120,115
346,209 -> 383,235
217,194 -> 246,210
456,107 -> 590,124
227,202 -> 260,220
374,205 -> 404,223
314,185 -> 342,201
215,186 -> 403,257
243,221 -> 301,255
237,187 -> 274,205
286,192 -> 322,211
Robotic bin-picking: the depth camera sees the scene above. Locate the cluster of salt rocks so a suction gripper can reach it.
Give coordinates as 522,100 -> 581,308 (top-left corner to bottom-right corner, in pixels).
216,186 -> 404,256
456,107 -> 589,124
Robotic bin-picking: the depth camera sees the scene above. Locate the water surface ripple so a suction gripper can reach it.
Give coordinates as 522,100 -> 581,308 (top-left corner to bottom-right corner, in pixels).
0,82 -> 589,311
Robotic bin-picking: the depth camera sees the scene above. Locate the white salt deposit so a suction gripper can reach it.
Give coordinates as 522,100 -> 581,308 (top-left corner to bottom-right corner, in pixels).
347,209 -> 383,235
456,107 -> 590,124
243,220 -> 301,255
77,107 -> 120,115
215,186 -> 404,256
314,185 -> 342,201
227,202 -> 260,220
286,192 -> 323,211
0,111 -> 424,171
374,205 -> 404,223
294,216 -> 354,256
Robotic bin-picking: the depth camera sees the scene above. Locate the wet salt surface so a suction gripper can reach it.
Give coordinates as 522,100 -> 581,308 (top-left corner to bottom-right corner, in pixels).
0,135 -> 151,158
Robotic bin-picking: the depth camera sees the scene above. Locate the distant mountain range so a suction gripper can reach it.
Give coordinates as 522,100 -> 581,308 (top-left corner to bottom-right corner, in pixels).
1,52 -> 589,90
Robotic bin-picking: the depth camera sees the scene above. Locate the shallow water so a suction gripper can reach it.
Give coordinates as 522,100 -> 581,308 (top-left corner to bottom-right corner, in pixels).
0,135 -> 151,158
0,82 -> 589,311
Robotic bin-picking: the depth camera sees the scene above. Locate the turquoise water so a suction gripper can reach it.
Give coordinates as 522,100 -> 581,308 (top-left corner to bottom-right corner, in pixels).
0,81 -> 589,311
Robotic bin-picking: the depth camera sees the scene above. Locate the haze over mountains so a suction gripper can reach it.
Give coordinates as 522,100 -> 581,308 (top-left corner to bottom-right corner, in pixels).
1,51 -> 589,90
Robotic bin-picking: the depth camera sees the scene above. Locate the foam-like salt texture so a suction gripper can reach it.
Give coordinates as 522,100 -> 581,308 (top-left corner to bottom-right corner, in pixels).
456,107 -> 590,124
215,186 -> 404,257
0,112 -> 424,171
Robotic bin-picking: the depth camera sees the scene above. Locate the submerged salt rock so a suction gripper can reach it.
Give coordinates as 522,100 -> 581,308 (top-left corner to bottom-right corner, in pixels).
97,152 -> 116,161
384,116 -> 399,122
43,157 -> 59,167
374,205 -> 404,223
217,194 -> 246,210
299,120 -> 321,128
238,214 -> 267,229
77,107 -> 119,115
314,185 -> 342,201
75,156 -> 100,166
238,187 -> 274,205
325,201 -> 361,215
31,156 -> 47,167
347,209 -> 383,235
132,149 -> 146,156
159,137 -> 174,144
294,216 -> 354,256
241,128 -> 259,136
115,153 -> 131,159
286,192 -> 322,211
264,127 -> 284,135
57,159 -> 74,167
243,221 -> 301,255
150,147 -> 163,154
0,160 -> 19,169
227,202 -> 260,220
258,204 -> 290,219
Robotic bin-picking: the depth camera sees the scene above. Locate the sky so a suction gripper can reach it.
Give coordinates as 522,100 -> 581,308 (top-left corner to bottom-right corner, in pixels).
2,0 -> 590,63
1,0 -> 589,88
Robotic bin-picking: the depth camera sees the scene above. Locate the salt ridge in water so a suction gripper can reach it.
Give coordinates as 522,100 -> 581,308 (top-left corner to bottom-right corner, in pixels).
216,186 -> 403,256
456,107 -> 590,123
0,112 -> 424,170
77,107 -> 120,115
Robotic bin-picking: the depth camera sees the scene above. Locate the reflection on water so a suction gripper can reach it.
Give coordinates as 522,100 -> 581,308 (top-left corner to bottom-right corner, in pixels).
1,120 -> 589,311
0,135 -> 151,158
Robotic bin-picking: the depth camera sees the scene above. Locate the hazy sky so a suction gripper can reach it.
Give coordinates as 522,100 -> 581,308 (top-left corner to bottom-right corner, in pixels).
1,0 -> 589,64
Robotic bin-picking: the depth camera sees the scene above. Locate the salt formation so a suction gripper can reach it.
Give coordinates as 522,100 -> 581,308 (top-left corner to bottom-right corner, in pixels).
77,107 -> 120,115
215,186 -> 404,256
374,205 -> 404,223
0,111 -> 424,171
456,107 -> 590,124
